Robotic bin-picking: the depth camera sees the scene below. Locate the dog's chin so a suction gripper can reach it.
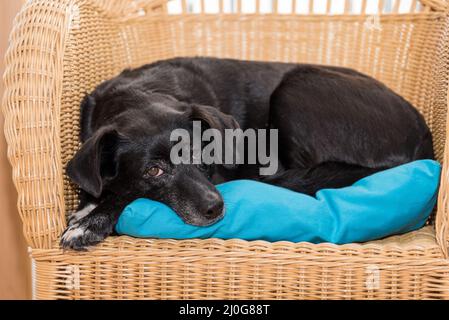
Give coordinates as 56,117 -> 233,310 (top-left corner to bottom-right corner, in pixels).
180,212 -> 225,227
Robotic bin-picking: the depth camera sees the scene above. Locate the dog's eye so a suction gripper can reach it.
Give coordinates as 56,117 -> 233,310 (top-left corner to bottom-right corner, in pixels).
144,166 -> 164,178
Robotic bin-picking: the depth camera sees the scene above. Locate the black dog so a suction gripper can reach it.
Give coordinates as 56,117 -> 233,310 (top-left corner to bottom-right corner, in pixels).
61,57 -> 434,250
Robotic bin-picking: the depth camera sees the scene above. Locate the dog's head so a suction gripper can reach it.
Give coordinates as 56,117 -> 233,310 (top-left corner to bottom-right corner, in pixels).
67,89 -> 239,226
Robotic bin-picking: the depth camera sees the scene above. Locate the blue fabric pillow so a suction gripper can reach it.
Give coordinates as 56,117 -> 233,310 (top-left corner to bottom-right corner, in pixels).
116,160 -> 440,244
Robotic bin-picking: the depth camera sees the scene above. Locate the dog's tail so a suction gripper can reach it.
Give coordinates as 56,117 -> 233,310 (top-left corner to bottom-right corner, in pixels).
260,162 -> 382,196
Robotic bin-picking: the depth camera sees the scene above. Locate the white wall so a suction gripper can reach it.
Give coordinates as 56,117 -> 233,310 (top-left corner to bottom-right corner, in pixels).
168,0 -> 415,14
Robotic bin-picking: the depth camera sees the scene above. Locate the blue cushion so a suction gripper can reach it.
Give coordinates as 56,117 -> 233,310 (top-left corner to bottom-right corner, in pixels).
115,160 -> 441,244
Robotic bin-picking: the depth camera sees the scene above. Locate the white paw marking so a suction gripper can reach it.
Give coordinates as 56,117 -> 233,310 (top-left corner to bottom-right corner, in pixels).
61,223 -> 86,243
68,203 -> 97,225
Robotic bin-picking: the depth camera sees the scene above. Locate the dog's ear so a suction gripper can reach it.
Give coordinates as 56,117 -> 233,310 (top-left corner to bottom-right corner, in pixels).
66,126 -> 120,198
190,104 -> 240,168
190,104 -> 240,133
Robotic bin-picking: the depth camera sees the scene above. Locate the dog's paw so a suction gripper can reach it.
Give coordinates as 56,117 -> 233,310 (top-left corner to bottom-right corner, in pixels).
67,203 -> 97,226
60,211 -> 115,251
60,221 -> 107,251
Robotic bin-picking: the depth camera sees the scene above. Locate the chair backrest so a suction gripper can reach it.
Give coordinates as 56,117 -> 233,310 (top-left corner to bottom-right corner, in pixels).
3,0 -> 449,248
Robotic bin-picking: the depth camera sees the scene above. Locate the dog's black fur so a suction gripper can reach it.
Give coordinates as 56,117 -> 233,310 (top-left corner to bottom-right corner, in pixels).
61,57 -> 434,250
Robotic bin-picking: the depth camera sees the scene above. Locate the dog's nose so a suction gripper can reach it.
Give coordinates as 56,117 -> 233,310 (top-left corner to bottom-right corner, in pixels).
205,199 -> 224,219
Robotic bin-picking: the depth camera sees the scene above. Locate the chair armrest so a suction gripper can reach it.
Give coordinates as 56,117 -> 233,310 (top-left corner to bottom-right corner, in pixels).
436,87 -> 449,258
1,0 -> 75,249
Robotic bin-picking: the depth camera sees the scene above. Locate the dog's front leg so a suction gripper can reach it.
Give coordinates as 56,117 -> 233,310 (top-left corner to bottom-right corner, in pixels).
60,194 -> 129,250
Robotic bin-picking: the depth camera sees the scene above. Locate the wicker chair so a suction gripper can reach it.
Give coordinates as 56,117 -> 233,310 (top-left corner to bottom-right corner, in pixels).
3,0 -> 449,300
